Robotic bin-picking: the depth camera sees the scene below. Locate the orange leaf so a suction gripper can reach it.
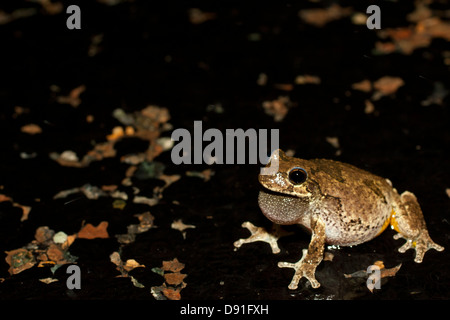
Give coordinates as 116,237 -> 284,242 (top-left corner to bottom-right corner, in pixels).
164,272 -> 187,286
77,221 -> 109,239
162,287 -> 181,300
161,258 -> 185,273
5,248 -> 36,275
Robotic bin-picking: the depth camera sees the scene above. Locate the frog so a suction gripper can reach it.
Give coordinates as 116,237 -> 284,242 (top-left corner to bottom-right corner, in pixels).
256,149 -> 444,289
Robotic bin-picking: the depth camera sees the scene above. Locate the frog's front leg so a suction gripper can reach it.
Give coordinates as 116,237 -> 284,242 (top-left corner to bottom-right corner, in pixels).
278,217 -> 325,289
391,191 -> 444,263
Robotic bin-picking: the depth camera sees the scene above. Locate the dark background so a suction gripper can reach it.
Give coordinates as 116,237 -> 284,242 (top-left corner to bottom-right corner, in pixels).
0,0 -> 449,300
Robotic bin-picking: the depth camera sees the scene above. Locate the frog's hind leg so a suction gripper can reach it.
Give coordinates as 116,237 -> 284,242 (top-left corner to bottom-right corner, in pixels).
391,191 -> 444,263
278,217 -> 325,289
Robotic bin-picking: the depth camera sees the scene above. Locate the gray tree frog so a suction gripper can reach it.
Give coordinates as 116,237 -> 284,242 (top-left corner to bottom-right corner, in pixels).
255,149 -> 444,289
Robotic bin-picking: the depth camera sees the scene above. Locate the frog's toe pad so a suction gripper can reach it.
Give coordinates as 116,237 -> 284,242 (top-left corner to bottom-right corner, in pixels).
233,222 -> 281,254
394,233 -> 444,263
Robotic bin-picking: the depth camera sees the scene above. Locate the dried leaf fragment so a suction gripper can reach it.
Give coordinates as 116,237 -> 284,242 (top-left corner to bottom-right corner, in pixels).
186,169 -> 215,182
162,286 -> 182,300
21,123 -> 42,135
151,258 -> 187,300
162,258 -> 185,273
116,211 -> 156,244
344,261 -> 402,292
295,75 -> 321,85
188,8 -> 216,25
299,4 -> 352,27
46,243 -> 65,263
35,226 -> 55,244
56,85 -> 86,108
110,251 -> 145,288
164,272 -> 187,286
351,79 -> 372,92
0,194 -> 32,221
373,76 -> 405,96
262,96 -> 293,122
171,219 -> 196,239
124,259 -> 146,272
39,277 -> 59,284
77,221 -> 109,239
5,248 -> 36,275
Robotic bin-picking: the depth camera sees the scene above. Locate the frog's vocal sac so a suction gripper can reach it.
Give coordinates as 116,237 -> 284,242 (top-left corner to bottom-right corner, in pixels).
257,149 -> 444,289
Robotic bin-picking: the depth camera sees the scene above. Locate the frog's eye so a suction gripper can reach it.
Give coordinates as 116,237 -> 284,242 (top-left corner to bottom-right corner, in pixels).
288,167 -> 307,185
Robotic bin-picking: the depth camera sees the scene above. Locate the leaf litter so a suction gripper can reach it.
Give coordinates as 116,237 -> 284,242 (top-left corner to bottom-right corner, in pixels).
3,102 -> 196,297
151,258 -> 187,300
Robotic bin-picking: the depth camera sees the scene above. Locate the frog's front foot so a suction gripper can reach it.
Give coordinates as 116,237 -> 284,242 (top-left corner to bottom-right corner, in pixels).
278,249 -> 322,289
394,231 -> 444,263
234,222 -> 292,254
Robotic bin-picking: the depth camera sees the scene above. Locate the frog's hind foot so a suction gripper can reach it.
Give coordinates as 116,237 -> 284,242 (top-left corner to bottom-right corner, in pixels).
392,191 -> 444,263
394,232 -> 444,263
278,249 -> 322,289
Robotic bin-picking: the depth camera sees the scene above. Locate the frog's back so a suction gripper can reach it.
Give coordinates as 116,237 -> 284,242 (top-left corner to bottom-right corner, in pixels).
308,158 -> 391,196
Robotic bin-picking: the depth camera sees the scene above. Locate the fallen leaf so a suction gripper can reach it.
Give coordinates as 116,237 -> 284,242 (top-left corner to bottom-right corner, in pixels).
325,136 -> 340,149
185,169 -> 215,182
161,258 -> 185,273
39,277 -> 59,284
274,83 -> 294,91
299,4 -> 352,27
151,258 -> 187,300
364,99 -> 376,114
101,185 -> 118,192
150,285 -> 167,300
421,82 -> 448,107
262,96 -> 293,122
35,226 -> 55,244
162,286 -> 182,300
124,259 -> 145,272
112,199 -> 127,210
110,251 -> 145,288
46,243 -> 65,263
164,272 -> 187,286
106,126 -> 134,141
171,219 -> 196,239
0,194 -> 32,221
56,85 -> 86,108
373,76 -> 405,95
188,8 -> 217,25
130,276 -> 145,288
344,261 -> 402,292
351,79 -> 372,92
0,194 -> 12,202
294,75 -> 321,85
374,1 -> 450,55
5,248 -> 36,275
77,221 -> 109,239
21,123 -> 42,135
116,211 -> 156,244
133,195 -> 158,207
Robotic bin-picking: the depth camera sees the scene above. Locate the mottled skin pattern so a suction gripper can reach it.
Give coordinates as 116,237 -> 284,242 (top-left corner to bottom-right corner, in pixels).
258,149 -> 444,289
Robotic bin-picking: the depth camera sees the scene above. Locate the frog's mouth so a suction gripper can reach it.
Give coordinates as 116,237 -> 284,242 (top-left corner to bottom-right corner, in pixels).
258,188 -> 310,226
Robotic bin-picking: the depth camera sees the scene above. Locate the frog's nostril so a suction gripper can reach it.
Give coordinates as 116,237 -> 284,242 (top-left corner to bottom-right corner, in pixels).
289,167 -> 307,185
